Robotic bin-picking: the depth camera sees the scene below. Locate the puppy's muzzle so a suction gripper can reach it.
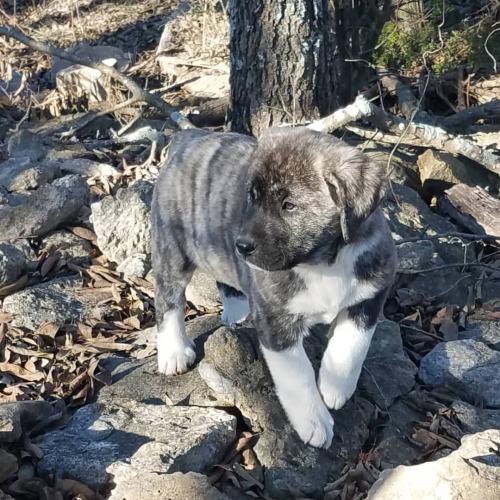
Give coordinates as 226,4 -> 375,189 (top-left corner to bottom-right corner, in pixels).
235,237 -> 256,257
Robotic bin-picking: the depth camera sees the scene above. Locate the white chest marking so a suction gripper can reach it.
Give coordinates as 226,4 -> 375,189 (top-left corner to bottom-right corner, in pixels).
287,243 -> 378,326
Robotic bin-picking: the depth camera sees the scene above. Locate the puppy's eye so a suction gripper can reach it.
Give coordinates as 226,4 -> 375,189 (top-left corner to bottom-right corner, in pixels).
282,201 -> 297,212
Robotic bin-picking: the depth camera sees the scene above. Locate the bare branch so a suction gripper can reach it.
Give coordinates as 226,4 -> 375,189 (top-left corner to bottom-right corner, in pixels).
0,25 -> 195,129
395,232 -> 500,244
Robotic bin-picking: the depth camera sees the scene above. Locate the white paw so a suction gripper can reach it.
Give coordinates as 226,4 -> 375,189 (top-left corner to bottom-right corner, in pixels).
221,296 -> 249,325
318,369 -> 357,410
157,335 -> 196,376
290,402 -> 334,449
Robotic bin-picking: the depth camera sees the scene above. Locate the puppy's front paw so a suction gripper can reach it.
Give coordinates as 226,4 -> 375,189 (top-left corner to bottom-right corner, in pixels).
318,369 -> 357,410
290,402 -> 334,449
157,335 -> 196,376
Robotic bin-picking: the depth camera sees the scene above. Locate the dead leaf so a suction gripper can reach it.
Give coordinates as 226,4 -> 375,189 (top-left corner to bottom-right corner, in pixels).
0,274 -> 28,298
58,478 -> 103,500
0,362 -> 44,382
40,252 -> 61,277
71,226 -> 97,241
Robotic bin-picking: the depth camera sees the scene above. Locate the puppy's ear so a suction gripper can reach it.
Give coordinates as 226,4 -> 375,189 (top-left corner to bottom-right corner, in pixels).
324,152 -> 386,243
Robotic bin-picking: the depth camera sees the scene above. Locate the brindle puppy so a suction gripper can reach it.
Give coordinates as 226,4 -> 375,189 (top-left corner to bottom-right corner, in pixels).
151,127 -> 396,448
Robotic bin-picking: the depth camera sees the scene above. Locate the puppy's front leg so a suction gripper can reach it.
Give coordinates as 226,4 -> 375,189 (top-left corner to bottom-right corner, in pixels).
261,340 -> 334,449
318,292 -> 385,409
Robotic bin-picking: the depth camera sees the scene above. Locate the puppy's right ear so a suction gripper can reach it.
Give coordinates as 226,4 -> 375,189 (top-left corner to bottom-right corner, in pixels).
324,173 -> 351,243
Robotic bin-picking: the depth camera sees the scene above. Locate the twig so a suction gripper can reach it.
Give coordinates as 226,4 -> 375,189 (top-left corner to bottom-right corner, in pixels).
398,262 -> 500,275
0,25 -> 195,130
395,232 -> 500,244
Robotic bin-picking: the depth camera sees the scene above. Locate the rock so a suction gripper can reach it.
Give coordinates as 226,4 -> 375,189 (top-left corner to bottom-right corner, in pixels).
0,243 -> 27,288
0,449 -> 18,483
36,399 -> 236,489
396,240 -> 435,272
358,321 -> 417,409
451,401 -> 500,434
0,157 -> 58,191
116,253 -> 150,278
185,270 -> 221,309
41,230 -> 94,260
200,324 -> 374,499
108,471 -> 232,500
373,397 -> 425,469
367,429 -> 500,500
460,319 -> 500,350
7,130 -> 49,162
2,276 -> 112,330
98,315 -> 223,407
0,401 -> 59,443
0,175 -> 89,240
91,180 -> 153,264
419,339 -> 500,407
417,150 -> 490,196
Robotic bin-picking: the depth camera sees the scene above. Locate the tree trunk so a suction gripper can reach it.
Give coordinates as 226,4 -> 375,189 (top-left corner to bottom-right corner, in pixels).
227,0 -> 337,137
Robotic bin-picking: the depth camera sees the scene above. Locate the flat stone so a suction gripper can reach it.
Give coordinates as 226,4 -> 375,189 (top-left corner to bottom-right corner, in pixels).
90,180 -> 153,264
0,243 -> 27,288
0,401 -> 59,443
0,157 -> 58,191
451,401 -> 500,434
108,471 -> 232,500
396,241 -> 435,272
367,430 -> 500,500
36,399 -> 236,489
7,130 -> 49,162
460,319 -> 500,350
358,321 -> 417,409
419,339 -> 500,407
3,276 -> 112,330
0,175 -> 89,240
41,230 -> 94,260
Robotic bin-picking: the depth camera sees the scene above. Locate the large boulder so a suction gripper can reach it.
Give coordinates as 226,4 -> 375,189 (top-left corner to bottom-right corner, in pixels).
0,243 -> 27,288
0,157 -> 58,191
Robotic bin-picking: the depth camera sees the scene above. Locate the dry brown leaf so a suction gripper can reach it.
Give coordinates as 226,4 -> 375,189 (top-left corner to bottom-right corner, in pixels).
123,316 -> 141,330
0,312 -> 13,323
71,226 -> 97,241
58,478 -> 103,500
0,362 -> 45,382
7,345 -> 54,359
36,322 -> 61,338
40,252 -> 61,278
0,274 -> 28,298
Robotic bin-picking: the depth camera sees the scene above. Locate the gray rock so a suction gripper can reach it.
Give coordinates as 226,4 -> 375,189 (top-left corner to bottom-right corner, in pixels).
36,399 -> 236,489
396,240 -> 435,272
2,276 -> 112,329
367,429 -> 500,500
0,401 -> 59,443
98,315 -> 224,407
0,175 -> 89,240
0,157 -> 58,191
116,253 -> 150,278
460,319 -> 500,350
200,324 -> 374,499
0,243 -> 27,287
417,150 -> 490,196
359,320 -> 417,409
452,401 -> 500,434
90,180 -> 153,264
108,471 -> 232,500
41,230 -> 94,260
7,130 -> 49,162
185,270 -> 221,309
419,339 -> 500,407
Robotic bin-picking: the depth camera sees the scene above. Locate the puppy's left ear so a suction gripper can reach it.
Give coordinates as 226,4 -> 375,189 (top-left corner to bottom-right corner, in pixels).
324,149 -> 386,243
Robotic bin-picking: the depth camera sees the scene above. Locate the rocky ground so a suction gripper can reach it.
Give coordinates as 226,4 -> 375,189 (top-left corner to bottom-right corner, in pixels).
1,1 -> 500,499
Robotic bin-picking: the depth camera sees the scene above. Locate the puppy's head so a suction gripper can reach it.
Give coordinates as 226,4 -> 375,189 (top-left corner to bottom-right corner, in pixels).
235,126 -> 386,271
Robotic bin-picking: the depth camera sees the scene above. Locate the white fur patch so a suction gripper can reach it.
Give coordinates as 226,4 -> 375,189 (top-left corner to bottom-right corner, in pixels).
220,293 -> 250,325
261,343 -> 334,449
287,240 -> 378,326
318,313 -> 375,409
157,309 -> 196,375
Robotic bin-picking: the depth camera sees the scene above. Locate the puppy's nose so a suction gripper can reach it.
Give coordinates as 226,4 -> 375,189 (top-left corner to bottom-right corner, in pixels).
235,238 -> 256,256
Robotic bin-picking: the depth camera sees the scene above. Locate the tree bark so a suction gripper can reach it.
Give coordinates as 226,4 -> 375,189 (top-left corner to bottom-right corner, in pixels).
227,0 -> 337,137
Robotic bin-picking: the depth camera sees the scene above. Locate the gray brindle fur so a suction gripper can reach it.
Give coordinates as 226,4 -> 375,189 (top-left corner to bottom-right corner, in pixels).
151,127 -> 396,448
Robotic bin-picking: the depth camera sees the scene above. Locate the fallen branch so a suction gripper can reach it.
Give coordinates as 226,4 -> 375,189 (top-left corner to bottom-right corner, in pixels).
395,232 -> 500,245
397,262 -> 500,275
0,25 -> 194,130
442,100 -> 500,132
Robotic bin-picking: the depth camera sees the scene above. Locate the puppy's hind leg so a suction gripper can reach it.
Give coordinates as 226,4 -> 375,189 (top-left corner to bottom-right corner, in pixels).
153,246 -> 196,376
217,283 -> 249,325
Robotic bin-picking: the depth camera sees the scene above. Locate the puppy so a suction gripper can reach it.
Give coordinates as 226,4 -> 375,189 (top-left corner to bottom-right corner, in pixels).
151,127 -> 396,448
